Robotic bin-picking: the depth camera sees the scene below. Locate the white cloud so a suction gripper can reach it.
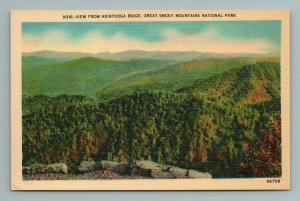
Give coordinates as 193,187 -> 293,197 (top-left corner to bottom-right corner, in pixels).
23,28 -> 276,54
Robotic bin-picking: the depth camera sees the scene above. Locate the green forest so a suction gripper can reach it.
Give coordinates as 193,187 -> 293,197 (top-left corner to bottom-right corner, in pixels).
22,53 -> 281,178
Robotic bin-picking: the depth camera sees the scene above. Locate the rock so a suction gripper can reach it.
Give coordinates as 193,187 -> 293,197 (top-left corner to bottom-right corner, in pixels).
114,164 -> 129,174
151,169 -> 175,179
187,170 -> 212,178
131,167 -> 152,177
133,160 -> 175,179
24,160 -> 211,179
78,161 -> 101,173
23,163 -> 68,175
100,160 -> 129,174
99,160 -> 119,170
78,160 -> 129,174
134,160 -> 164,170
133,160 -> 212,179
132,160 -> 162,177
169,167 -> 211,178
169,167 -> 188,178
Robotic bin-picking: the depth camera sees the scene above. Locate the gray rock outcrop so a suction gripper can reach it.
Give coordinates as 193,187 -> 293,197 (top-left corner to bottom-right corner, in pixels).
23,163 -> 68,175
133,160 -> 211,179
24,160 -> 211,179
78,161 -> 101,173
78,160 -> 128,174
132,160 -> 175,178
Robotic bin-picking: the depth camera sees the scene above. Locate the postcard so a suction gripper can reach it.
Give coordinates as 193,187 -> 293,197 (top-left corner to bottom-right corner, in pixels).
11,10 -> 290,190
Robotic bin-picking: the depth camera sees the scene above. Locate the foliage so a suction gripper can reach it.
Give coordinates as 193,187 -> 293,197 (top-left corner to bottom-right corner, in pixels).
240,117 -> 281,177
22,61 -> 281,178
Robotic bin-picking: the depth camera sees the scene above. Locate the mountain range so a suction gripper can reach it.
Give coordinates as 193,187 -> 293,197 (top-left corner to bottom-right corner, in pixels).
23,50 -> 278,62
22,50 -> 280,104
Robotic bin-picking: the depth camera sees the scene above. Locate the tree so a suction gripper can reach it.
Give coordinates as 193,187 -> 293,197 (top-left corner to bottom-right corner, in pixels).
241,117 -> 281,177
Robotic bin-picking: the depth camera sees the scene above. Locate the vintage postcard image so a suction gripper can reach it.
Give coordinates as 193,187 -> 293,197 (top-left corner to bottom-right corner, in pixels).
11,10 -> 290,190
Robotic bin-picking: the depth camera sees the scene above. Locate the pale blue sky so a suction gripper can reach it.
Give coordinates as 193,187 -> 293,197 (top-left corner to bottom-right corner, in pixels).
22,21 -> 281,53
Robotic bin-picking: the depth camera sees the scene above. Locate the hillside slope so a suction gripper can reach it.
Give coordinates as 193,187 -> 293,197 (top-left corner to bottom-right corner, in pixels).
178,62 -> 280,105
23,54 -> 279,100
23,57 -> 174,97
22,61 -> 281,178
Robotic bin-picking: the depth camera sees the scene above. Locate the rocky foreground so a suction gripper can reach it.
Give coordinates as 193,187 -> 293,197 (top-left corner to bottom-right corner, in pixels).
23,160 -> 211,180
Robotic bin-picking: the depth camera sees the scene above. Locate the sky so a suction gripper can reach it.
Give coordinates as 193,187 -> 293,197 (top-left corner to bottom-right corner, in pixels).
22,21 -> 281,54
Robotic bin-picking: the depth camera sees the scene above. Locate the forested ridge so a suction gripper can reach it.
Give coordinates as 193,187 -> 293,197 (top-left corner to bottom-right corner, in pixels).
22,55 -> 279,98
22,61 -> 281,178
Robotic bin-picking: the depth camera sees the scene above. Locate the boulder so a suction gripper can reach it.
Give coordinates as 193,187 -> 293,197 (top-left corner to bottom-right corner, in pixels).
151,169 -> 175,179
131,167 -> 152,177
78,161 -> 101,173
78,160 -> 129,174
134,160 -> 164,170
23,163 -> 68,175
133,160 -> 212,179
187,170 -> 212,179
169,167 -> 188,178
100,160 -> 129,174
133,160 -> 175,179
169,167 -> 211,178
